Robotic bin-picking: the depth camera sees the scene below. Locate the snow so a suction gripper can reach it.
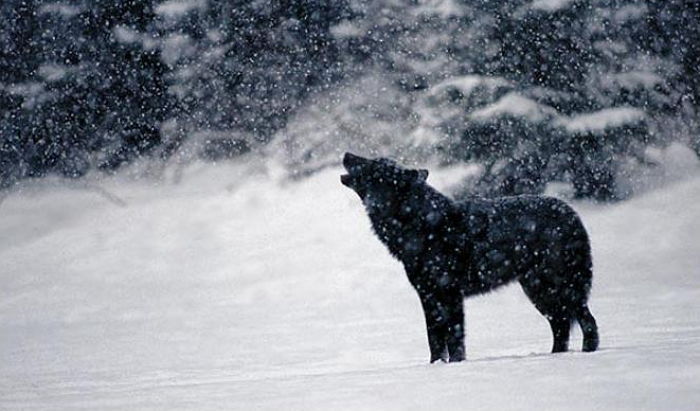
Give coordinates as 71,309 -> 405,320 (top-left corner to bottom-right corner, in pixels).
1,161 -> 700,409
469,92 -> 557,122
613,4 -> 648,23
38,3 -> 82,17
428,75 -> 509,99
6,82 -> 47,110
601,71 -> 664,91
412,0 -> 466,18
560,107 -> 646,134
529,0 -> 575,12
37,64 -> 70,82
161,34 -> 195,66
113,26 -> 141,45
329,21 -> 363,39
155,0 -> 207,19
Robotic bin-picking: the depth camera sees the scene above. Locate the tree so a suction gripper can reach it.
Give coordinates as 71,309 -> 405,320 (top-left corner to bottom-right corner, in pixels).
161,0 -> 349,158
81,0 -> 171,169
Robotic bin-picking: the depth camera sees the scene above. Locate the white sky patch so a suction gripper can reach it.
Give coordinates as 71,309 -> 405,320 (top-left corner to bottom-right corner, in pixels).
155,0 -> 207,19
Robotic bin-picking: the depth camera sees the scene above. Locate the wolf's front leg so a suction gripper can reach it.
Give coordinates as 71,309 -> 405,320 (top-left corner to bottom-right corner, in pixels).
444,293 -> 465,362
419,295 -> 449,363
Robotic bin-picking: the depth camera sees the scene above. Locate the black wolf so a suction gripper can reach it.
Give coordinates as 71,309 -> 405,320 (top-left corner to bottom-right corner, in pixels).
341,153 -> 599,363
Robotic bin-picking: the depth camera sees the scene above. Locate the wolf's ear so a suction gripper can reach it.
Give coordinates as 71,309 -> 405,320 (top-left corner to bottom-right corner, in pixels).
417,169 -> 429,182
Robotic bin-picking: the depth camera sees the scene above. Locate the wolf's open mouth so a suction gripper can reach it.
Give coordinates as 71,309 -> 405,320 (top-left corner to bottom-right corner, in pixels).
343,152 -> 366,170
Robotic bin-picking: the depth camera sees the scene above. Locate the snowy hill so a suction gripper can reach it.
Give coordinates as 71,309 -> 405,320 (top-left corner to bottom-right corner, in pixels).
2,162 -> 700,409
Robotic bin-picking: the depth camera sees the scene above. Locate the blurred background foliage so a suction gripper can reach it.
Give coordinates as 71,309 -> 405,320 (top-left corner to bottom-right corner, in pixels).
1,0 -> 699,200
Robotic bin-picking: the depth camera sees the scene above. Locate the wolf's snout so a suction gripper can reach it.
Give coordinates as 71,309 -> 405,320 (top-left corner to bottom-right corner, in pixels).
343,152 -> 365,170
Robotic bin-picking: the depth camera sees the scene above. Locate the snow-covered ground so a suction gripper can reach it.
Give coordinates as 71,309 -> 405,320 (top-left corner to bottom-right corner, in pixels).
1,159 -> 700,410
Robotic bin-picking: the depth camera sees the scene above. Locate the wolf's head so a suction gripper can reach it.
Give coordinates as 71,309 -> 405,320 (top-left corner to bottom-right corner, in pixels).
341,152 -> 429,214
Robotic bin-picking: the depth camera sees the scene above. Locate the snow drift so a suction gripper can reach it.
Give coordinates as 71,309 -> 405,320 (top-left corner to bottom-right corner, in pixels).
1,159 -> 700,409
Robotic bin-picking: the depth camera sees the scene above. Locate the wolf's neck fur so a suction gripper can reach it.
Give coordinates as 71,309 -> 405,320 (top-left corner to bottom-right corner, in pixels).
366,183 -> 455,264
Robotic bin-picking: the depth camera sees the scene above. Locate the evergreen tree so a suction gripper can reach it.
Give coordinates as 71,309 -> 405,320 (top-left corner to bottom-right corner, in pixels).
82,0 -> 171,169
162,0 -> 349,156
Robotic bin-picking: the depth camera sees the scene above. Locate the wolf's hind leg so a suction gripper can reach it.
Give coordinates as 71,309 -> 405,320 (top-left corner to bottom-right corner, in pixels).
548,316 -> 572,353
518,274 -> 572,353
575,305 -> 599,352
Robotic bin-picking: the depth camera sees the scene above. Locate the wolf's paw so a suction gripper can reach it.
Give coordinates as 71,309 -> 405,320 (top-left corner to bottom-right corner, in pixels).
448,354 -> 465,363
